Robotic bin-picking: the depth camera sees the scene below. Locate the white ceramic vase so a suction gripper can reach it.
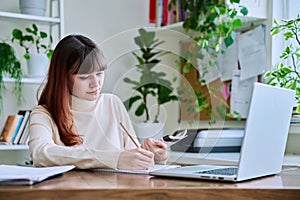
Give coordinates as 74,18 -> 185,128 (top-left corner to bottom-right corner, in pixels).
133,122 -> 165,143
27,53 -> 49,77
19,0 -> 47,16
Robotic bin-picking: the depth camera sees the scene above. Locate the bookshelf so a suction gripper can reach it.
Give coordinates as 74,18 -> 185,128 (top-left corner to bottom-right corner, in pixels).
0,0 -> 63,122
0,0 -> 64,164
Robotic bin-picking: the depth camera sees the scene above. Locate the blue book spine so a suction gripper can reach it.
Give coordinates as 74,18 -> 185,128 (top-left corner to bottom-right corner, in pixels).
10,116 -> 24,142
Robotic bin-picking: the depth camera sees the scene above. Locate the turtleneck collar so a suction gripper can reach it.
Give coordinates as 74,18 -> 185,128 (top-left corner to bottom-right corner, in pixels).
71,95 -> 99,112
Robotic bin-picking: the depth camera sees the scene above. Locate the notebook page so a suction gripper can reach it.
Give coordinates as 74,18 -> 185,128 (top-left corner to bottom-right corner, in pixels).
92,164 -> 181,175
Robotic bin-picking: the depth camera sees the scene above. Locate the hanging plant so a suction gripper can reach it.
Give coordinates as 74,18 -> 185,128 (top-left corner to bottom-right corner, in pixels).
170,0 -> 248,122
0,41 -> 23,114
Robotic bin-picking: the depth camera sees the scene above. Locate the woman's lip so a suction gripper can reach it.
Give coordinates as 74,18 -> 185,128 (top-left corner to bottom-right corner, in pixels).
87,89 -> 100,95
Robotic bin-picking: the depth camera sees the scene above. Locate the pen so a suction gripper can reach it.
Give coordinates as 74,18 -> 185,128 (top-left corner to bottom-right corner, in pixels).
119,122 -> 140,148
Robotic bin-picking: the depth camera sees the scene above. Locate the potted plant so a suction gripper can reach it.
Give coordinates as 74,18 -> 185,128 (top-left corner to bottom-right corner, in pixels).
11,23 -> 53,77
264,14 -> 300,112
0,41 -> 23,114
123,28 -> 178,141
170,0 -> 247,122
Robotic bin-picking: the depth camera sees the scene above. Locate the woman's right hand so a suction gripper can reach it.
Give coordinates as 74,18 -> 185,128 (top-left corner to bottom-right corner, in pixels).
117,148 -> 154,170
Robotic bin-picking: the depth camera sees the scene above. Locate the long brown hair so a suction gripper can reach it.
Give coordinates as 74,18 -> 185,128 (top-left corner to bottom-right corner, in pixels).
38,35 -> 107,146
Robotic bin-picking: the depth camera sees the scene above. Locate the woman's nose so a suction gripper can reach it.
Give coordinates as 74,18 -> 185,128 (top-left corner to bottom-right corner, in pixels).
89,76 -> 99,88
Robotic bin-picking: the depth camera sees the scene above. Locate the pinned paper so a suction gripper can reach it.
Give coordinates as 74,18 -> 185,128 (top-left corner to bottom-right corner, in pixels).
197,49 -> 221,84
220,83 -> 230,101
230,70 -> 257,118
238,25 -> 267,80
217,34 -> 239,81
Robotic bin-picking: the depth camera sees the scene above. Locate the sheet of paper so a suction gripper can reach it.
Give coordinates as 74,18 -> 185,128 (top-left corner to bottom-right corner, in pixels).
230,70 -> 257,118
197,49 -> 221,84
217,35 -> 239,81
238,25 -> 267,80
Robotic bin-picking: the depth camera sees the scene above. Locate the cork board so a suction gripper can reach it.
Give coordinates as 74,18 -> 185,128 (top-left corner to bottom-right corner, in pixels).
178,39 -> 259,121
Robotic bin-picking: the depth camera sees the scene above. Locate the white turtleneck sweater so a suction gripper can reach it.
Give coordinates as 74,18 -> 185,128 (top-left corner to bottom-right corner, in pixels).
28,94 -> 137,169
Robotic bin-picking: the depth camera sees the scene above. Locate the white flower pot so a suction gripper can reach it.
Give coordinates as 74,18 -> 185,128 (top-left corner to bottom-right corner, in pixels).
19,0 -> 47,16
133,122 -> 165,143
27,53 -> 49,77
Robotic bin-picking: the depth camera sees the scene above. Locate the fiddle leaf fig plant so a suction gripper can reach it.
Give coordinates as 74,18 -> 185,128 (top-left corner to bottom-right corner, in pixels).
124,28 -> 178,123
0,41 -> 23,114
264,15 -> 300,112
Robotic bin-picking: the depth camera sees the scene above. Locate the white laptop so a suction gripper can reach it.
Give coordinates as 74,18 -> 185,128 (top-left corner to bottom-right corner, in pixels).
150,83 -> 295,182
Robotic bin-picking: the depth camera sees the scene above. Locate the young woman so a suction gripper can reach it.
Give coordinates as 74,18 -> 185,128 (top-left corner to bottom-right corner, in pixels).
28,34 -> 169,170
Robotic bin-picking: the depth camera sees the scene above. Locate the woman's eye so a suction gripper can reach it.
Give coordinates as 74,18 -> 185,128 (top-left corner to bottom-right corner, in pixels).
96,72 -> 103,76
78,76 -> 88,80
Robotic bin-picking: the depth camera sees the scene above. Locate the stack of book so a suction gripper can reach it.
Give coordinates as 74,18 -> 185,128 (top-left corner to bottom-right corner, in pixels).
0,110 -> 31,145
149,0 -> 187,27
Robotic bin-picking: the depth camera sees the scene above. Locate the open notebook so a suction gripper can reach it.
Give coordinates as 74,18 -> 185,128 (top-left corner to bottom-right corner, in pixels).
92,164 -> 180,175
0,165 -> 75,185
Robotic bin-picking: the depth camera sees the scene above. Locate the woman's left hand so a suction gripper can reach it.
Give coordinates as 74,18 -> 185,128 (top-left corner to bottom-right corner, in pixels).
141,138 -> 169,162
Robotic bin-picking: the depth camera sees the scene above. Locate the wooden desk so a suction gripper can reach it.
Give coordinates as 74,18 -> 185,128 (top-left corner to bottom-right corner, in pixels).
0,166 -> 300,200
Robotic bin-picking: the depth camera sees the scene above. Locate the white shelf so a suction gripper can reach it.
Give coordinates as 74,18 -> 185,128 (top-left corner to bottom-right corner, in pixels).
179,120 -> 300,135
0,11 -> 60,25
0,144 -> 30,165
161,16 -> 265,31
3,77 -> 45,84
156,16 -> 267,40
169,151 -> 300,166
0,144 -> 28,150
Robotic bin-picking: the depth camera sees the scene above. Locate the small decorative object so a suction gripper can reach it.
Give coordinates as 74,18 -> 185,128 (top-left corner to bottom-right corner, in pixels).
19,0 -> 47,16
0,41 -> 23,114
264,14 -> 300,112
123,28 -> 178,141
11,23 -> 53,77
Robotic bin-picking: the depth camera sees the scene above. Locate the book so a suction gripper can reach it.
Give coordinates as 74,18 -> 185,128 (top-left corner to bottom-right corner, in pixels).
0,115 -> 22,142
91,164 -> 181,175
13,110 -> 31,144
156,0 -> 163,27
19,121 -> 30,144
0,165 -> 75,185
10,115 -> 24,143
149,0 -> 156,23
162,0 -> 170,26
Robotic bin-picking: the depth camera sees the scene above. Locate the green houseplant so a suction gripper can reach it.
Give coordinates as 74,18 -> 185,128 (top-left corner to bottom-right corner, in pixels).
11,23 -> 53,77
264,15 -> 300,112
0,41 -> 23,114
170,0 -> 247,122
124,28 -> 178,123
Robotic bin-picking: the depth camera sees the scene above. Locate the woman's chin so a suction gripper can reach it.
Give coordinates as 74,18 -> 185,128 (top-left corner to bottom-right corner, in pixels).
84,93 -> 100,101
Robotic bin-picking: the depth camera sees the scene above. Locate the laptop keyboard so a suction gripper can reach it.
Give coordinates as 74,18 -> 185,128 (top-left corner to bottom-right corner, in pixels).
198,167 -> 237,176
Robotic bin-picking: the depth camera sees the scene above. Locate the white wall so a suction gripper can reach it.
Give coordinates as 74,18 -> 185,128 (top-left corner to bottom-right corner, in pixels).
63,0 -> 184,134
0,0 -> 183,134
1,0 -> 300,151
